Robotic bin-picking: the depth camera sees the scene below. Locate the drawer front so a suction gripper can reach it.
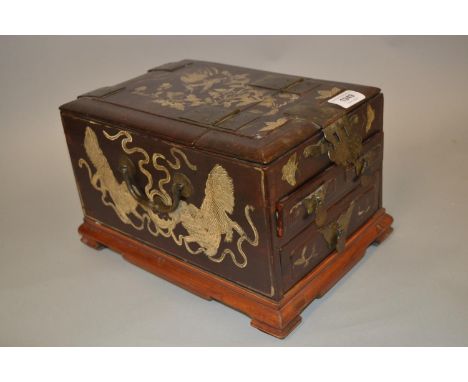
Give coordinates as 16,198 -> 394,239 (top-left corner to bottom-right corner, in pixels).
62,114 -> 275,297
280,171 -> 381,291
276,132 -> 383,243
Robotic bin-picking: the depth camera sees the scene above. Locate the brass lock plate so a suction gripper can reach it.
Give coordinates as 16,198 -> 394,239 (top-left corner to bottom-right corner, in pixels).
303,113 -> 365,176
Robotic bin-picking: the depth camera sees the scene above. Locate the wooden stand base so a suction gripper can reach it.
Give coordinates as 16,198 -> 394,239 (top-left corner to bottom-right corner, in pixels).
78,208 -> 393,339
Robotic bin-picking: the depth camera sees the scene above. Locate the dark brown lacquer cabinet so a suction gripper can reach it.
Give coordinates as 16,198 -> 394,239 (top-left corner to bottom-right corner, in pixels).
60,60 -> 393,338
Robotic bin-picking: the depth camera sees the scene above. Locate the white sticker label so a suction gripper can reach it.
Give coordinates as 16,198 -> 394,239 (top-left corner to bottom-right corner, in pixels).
327,90 -> 366,109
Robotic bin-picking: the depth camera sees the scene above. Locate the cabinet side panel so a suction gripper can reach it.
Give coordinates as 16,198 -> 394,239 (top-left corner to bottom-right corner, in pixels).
61,112 -> 276,298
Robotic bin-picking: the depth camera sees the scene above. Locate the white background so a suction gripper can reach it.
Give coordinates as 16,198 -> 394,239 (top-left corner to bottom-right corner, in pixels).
1,36 -> 467,346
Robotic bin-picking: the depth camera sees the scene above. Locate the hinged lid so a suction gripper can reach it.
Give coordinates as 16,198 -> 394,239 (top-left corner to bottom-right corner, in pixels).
60,59 -> 380,164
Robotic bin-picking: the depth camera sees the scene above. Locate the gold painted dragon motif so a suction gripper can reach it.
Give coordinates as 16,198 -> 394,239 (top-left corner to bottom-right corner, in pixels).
78,126 -> 259,269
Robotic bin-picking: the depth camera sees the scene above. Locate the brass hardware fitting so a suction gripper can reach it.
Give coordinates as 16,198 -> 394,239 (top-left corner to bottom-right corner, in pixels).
302,181 -> 330,227
319,200 -> 355,253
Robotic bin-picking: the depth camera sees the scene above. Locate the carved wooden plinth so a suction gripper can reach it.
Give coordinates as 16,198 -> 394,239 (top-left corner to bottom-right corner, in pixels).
78,208 -> 393,339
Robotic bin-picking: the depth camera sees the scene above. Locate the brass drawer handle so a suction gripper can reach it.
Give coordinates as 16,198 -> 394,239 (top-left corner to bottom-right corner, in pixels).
319,200 -> 355,253
357,158 -> 373,186
302,181 -> 330,226
355,145 -> 380,186
118,155 -> 193,213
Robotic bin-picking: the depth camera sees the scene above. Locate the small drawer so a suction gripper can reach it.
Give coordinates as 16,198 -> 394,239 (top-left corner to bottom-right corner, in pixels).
276,132 -> 383,243
280,172 -> 381,291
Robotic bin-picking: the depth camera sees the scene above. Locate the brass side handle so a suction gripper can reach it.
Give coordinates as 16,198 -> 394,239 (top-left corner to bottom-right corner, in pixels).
118,155 -> 193,213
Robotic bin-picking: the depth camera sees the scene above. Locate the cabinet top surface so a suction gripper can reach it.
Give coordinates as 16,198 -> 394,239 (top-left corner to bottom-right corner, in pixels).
60,59 -> 380,164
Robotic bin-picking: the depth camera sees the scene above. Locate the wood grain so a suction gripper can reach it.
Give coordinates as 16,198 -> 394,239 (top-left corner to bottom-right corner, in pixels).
78,208 -> 393,339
